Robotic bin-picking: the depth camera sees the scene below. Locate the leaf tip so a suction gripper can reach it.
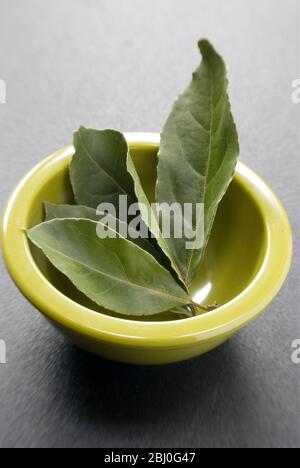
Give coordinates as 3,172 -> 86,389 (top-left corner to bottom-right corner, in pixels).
198,39 -> 224,66
25,226 -> 34,241
198,38 -> 213,54
73,125 -> 86,142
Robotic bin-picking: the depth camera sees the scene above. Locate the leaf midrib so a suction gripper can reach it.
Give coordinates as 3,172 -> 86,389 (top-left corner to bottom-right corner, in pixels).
185,63 -> 215,281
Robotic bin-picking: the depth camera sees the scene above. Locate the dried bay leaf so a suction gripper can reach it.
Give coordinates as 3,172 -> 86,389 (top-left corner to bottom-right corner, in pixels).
70,127 -> 137,213
156,40 -> 240,286
27,219 -> 190,316
127,152 -> 186,287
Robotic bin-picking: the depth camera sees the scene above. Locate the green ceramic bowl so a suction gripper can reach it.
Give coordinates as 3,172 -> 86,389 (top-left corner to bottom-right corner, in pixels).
1,133 -> 292,365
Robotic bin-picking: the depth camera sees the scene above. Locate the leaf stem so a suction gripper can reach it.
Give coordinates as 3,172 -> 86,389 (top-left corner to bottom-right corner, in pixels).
191,301 -> 219,312
171,301 -> 219,320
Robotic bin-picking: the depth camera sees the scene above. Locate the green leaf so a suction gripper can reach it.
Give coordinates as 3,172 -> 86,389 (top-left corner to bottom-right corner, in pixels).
156,39 -> 240,286
70,127 -> 137,212
127,152 -> 186,286
27,219 -> 189,316
44,202 -> 164,264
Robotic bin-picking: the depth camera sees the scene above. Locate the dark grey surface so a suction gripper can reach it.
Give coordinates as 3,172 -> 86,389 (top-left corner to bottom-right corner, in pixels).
0,0 -> 299,449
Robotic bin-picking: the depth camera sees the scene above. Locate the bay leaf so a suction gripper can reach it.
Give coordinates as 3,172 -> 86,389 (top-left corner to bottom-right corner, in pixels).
44,202 -> 163,263
127,152 -> 186,287
156,39 -> 240,286
70,127 -> 137,213
27,219 -> 190,316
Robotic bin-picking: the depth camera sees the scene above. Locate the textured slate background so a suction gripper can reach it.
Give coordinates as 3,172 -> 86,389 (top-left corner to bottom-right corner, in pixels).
0,0 -> 299,448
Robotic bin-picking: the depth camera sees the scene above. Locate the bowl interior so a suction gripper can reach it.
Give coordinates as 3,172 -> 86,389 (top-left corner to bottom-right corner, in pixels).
28,145 -> 266,322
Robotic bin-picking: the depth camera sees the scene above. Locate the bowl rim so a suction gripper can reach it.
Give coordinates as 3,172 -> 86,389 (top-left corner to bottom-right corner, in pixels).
1,133 -> 293,348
